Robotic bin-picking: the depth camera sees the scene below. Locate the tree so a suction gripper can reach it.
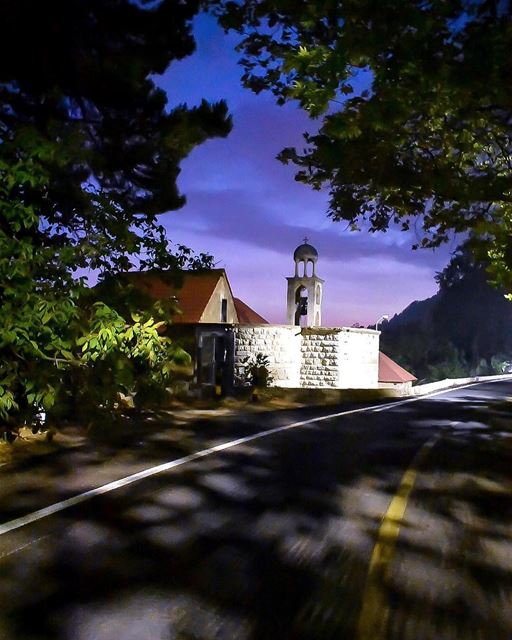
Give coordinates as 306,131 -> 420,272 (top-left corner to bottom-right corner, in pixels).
0,0 -> 232,436
213,0 -> 512,286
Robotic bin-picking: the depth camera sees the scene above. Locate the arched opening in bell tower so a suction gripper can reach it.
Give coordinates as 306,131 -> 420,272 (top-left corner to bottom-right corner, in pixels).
288,239 -> 323,327
294,285 -> 308,326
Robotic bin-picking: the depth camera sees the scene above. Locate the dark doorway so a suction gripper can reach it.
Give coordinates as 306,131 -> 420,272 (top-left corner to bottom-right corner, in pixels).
196,327 -> 235,395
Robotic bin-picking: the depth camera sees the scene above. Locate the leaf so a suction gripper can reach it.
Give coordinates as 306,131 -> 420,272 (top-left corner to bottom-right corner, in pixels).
42,390 -> 55,410
172,347 -> 192,366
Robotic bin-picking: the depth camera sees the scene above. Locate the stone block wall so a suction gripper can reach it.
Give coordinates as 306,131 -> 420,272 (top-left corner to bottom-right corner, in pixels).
234,325 -> 379,390
300,330 -> 340,387
338,328 -> 379,389
379,380 -> 413,396
233,325 -> 301,388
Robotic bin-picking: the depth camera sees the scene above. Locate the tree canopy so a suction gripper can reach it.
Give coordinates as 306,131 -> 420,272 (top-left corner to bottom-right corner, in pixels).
213,0 -> 512,287
0,0 -> 231,434
1,0 -> 231,272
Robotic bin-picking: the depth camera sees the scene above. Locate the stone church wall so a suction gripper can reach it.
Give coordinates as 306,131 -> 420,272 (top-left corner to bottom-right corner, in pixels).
233,325 -> 301,388
299,327 -> 379,388
300,330 -> 340,387
234,325 -> 379,390
337,328 -> 379,389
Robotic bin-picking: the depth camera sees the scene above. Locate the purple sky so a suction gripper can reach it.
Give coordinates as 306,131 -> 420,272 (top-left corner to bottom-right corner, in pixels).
156,14 -> 454,327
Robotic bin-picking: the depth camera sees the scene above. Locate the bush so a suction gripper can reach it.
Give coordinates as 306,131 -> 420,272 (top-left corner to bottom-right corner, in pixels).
238,353 -> 274,389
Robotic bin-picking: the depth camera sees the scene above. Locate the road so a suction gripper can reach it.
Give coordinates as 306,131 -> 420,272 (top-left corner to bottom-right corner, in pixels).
1,380 -> 512,640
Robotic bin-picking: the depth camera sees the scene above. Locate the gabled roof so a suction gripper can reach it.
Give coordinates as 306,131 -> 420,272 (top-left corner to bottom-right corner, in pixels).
125,269 -> 228,324
234,298 -> 269,324
379,351 -> 417,383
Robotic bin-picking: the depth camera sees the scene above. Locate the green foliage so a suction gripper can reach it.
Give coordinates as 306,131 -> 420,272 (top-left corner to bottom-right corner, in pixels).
213,0 -> 512,285
0,155 -> 203,436
425,344 -> 470,382
490,354 -> 512,374
0,1 -> 231,438
238,353 -> 275,388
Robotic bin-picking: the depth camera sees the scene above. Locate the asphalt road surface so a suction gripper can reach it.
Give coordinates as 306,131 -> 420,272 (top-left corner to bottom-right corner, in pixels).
1,380 -> 512,640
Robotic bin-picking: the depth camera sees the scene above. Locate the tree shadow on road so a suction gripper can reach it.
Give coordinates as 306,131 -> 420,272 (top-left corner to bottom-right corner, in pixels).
1,384 -> 512,640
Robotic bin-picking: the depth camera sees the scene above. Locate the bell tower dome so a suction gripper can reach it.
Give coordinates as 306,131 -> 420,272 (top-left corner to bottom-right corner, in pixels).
286,238 -> 323,326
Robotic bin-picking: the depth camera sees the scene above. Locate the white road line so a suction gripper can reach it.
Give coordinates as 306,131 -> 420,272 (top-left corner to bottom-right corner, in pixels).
0,534 -> 52,560
0,378 -> 508,537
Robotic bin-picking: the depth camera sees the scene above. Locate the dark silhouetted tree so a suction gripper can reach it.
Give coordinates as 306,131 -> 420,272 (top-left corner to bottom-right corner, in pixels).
213,0 -> 512,288
0,0 -> 231,434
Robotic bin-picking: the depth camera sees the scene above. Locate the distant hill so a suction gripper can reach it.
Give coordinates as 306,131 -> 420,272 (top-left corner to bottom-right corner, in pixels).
379,246 -> 512,382
387,295 -> 436,330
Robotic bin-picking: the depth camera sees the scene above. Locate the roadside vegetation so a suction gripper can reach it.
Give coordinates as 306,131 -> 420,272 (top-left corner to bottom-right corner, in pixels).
0,0 -> 230,440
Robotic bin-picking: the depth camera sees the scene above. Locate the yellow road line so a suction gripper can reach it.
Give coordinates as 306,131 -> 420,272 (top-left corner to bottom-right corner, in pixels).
357,436 -> 439,640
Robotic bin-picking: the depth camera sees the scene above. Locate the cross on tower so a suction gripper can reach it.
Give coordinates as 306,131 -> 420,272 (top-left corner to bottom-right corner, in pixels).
302,236 -> 309,244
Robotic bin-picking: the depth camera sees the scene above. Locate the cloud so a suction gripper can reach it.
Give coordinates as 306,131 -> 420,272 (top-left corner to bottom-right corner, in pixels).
164,186 -> 451,270
162,185 -> 450,327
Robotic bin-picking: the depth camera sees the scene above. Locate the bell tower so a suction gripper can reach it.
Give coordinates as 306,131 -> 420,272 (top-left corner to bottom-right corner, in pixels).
286,238 -> 323,327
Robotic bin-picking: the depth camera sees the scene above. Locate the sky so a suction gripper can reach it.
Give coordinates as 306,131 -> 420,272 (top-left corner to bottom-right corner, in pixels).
155,14 -> 454,327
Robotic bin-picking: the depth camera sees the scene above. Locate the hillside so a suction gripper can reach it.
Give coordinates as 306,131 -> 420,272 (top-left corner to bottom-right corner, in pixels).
380,247 -> 512,382
386,296 -> 436,330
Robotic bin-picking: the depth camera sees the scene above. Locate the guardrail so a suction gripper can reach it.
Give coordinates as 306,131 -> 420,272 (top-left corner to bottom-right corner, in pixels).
411,373 -> 512,396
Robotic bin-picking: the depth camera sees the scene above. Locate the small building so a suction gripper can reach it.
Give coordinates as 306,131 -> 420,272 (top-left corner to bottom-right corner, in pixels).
125,268 -> 238,324
123,268 -> 264,392
378,351 -> 417,394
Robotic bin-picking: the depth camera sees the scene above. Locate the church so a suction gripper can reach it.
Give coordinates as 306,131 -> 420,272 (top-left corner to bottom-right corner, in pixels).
127,240 -> 416,393
231,240 -> 383,390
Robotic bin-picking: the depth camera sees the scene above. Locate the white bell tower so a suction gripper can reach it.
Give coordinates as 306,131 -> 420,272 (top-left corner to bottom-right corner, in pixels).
286,238 -> 323,327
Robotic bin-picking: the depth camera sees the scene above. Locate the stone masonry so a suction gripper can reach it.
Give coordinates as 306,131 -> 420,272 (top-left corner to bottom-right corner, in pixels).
234,325 -> 379,390
233,325 -> 301,388
338,328 -> 379,388
300,330 -> 340,387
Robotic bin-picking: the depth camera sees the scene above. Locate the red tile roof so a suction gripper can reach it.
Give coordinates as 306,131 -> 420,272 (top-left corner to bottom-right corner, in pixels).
125,269 -> 226,324
234,298 -> 269,324
379,351 -> 417,383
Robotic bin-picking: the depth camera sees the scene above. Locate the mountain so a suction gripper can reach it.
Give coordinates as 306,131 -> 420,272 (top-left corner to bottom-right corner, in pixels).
386,296 -> 436,329
379,246 -> 512,382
